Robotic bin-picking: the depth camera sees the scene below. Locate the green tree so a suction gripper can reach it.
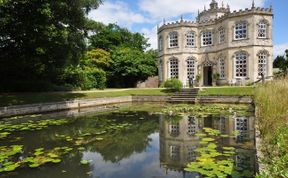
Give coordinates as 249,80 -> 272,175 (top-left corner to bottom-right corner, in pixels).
0,0 -> 102,91
273,55 -> 286,68
88,24 -> 149,51
273,51 -> 288,75
108,47 -> 157,87
83,48 -> 113,69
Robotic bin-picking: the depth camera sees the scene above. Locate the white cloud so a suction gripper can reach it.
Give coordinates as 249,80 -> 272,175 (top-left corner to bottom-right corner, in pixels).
139,0 -> 266,20
140,26 -> 158,49
88,1 -> 148,28
274,43 -> 288,57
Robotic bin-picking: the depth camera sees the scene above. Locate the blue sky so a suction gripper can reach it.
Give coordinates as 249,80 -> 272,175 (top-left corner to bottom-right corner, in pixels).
89,0 -> 288,57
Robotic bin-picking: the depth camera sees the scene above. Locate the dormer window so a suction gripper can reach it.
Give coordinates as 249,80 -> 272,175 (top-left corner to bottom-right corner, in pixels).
258,21 -> 268,38
169,31 -> 178,48
234,22 -> 247,40
201,31 -> 213,46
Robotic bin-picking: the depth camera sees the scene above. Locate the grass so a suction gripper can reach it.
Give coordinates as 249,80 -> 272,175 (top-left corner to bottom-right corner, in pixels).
0,86 -> 255,107
0,89 -> 170,107
198,86 -> 255,96
254,78 -> 288,178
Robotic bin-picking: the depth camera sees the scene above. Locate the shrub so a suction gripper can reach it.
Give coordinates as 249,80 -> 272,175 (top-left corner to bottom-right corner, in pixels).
60,66 -> 106,90
163,78 -> 183,92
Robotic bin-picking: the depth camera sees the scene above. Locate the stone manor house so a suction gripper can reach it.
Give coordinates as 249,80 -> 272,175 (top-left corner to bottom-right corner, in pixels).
157,0 -> 273,87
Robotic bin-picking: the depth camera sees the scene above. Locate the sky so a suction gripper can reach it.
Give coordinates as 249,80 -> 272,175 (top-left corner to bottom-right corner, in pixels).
89,0 -> 288,57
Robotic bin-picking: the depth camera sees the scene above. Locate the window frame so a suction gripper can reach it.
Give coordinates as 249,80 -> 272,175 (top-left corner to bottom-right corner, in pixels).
168,31 -> 178,48
169,57 -> 179,79
186,57 -> 196,82
234,22 -> 248,40
257,51 -> 268,78
218,27 -> 225,44
234,51 -> 248,79
158,36 -> 163,51
186,31 -> 195,47
257,21 -> 268,39
219,57 -> 225,79
201,31 -> 213,47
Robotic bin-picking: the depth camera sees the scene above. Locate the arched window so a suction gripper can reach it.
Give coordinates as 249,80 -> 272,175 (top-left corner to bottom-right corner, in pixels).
234,52 -> 248,78
187,57 -> 196,81
234,22 -> 247,40
186,32 -> 195,47
258,52 -> 268,77
219,28 -> 225,43
219,57 -> 225,79
258,21 -> 268,38
169,31 -> 178,48
158,36 -> 163,51
170,58 -> 178,78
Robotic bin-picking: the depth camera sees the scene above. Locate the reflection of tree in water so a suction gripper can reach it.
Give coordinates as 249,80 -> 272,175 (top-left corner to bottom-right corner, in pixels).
84,111 -> 160,163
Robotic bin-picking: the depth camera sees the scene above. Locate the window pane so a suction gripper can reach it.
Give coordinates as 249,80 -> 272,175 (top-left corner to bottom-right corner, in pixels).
202,31 -> 212,46
234,23 -> 247,40
169,32 -> 178,48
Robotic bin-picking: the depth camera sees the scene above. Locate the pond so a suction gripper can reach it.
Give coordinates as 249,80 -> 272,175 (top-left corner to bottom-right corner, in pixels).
0,103 -> 256,178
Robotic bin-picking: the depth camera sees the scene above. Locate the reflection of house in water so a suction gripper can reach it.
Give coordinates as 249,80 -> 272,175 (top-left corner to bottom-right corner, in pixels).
159,114 -> 256,176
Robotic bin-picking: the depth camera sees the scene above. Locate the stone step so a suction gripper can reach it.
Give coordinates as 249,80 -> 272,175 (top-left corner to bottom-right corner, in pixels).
169,88 -> 199,103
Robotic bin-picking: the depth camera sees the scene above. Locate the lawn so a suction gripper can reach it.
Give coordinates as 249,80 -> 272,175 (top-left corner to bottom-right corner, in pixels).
0,89 -> 170,107
0,86 -> 256,107
198,86 -> 255,96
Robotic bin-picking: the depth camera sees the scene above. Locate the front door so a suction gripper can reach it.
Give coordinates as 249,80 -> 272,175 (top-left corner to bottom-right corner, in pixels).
203,66 -> 212,86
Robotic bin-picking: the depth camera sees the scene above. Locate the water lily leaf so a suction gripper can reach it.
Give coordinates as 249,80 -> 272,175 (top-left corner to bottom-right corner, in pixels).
80,160 -> 89,165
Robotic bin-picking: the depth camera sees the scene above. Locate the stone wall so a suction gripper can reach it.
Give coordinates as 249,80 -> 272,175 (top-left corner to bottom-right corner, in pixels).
197,96 -> 253,104
0,96 -> 132,118
137,76 -> 159,88
0,95 -> 253,118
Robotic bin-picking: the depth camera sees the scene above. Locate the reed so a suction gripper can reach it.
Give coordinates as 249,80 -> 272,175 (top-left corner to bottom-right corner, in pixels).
255,77 -> 288,177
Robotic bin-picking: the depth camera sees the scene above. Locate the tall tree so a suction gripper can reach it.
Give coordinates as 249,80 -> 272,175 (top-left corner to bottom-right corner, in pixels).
109,47 -> 157,88
0,0 -> 102,91
88,24 -> 150,51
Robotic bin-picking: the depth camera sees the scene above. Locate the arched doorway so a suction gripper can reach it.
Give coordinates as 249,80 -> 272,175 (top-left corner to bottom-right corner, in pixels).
202,54 -> 215,86
203,66 -> 213,86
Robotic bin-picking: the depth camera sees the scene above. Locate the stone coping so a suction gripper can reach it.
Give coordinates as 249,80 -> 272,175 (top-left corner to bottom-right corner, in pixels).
0,95 -> 253,118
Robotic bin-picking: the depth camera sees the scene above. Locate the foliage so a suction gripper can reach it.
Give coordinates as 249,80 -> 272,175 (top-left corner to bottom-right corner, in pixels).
0,0 -> 102,91
87,24 -> 157,88
255,77 -> 288,177
108,47 -> 158,87
185,128 -> 253,177
163,78 -> 183,92
273,52 -> 288,75
162,104 -> 252,117
61,65 -> 106,90
83,48 -> 113,69
212,73 -> 220,80
88,23 -> 149,51
195,74 -> 201,82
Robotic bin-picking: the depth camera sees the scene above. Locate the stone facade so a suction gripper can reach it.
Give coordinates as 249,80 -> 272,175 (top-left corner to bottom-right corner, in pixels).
157,0 -> 273,87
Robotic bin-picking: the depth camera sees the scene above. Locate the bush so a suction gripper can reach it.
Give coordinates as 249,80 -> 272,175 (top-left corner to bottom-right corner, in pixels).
60,66 -> 106,90
163,78 -> 183,92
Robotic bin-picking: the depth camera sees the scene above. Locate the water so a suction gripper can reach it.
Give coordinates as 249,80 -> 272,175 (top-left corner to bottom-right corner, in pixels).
0,103 -> 256,178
